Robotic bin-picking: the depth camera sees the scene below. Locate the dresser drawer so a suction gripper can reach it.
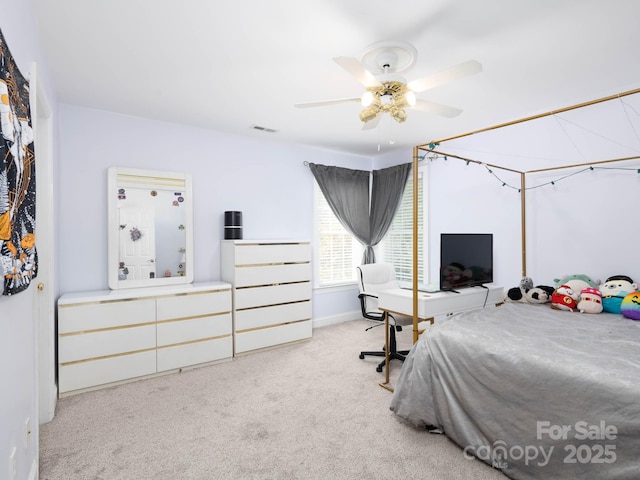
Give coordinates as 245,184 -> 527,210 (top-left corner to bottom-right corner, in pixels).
156,290 -> 231,321
157,337 -> 233,372
235,301 -> 311,331
235,282 -> 311,309
157,314 -> 232,346
235,320 -> 312,354
59,350 -> 156,394
58,298 -> 156,333
59,324 -> 156,363
234,263 -> 311,288
233,243 -> 310,265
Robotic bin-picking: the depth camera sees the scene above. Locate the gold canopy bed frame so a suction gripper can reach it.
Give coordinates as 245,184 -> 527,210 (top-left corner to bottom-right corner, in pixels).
406,86 -> 640,344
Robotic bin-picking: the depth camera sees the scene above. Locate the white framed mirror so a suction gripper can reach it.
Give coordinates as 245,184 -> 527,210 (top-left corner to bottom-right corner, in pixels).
108,166 -> 194,289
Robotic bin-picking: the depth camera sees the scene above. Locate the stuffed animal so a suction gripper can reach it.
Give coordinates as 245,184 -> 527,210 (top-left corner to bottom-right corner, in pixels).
600,275 -> 637,314
505,278 -> 554,304
621,291 -> 640,320
520,276 -> 533,290
553,274 -> 598,299
505,276 -> 532,303
577,287 -> 603,314
525,286 -> 555,304
505,286 -> 528,303
551,284 -> 579,311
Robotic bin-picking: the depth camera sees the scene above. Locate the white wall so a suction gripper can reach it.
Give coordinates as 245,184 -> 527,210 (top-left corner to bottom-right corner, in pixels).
57,104 -> 369,320
525,164 -> 640,286
0,0 -> 57,478
427,158 -> 523,286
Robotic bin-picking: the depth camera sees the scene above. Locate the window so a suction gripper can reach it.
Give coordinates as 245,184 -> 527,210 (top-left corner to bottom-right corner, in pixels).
313,166 -> 426,288
382,169 -> 426,284
314,182 -> 362,286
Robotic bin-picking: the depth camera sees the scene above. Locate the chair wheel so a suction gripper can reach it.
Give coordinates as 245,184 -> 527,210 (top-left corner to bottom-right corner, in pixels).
376,366 -> 383,372
359,353 -> 365,359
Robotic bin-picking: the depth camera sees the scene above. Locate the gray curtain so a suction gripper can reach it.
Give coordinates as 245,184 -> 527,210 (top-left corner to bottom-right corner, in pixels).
368,163 -> 412,262
309,162 -> 411,264
308,163 -> 371,247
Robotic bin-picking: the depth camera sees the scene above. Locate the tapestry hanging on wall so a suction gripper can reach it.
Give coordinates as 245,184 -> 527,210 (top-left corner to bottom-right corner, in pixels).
0,28 -> 37,296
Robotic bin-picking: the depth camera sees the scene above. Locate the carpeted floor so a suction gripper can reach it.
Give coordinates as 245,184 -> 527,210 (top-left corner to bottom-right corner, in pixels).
39,318 -> 507,480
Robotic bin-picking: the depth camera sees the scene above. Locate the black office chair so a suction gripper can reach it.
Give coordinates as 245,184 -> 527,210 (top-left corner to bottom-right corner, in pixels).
357,263 -> 411,372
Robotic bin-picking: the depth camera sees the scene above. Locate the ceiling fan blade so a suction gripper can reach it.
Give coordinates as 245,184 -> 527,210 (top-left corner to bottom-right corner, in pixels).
361,115 -> 381,130
295,98 -> 361,108
412,99 -> 463,118
333,56 -> 381,88
407,60 -> 482,93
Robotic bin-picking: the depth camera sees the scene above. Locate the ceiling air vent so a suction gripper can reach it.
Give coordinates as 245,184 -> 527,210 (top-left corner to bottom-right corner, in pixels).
250,124 -> 278,133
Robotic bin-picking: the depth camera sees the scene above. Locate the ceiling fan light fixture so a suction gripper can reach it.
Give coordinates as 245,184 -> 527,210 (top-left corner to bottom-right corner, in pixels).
359,105 -> 379,123
390,107 -> 407,123
359,81 -> 413,124
296,43 -> 482,131
361,91 -> 375,107
405,90 -> 416,107
380,93 -> 394,106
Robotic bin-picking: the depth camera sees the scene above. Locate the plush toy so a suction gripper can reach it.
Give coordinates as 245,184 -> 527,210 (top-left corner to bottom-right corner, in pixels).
553,274 -> 598,299
577,287 -> 603,314
525,286 -> 555,304
520,276 -> 534,290
505,286 -> 527,303
551,284 -> 579,311
600,275 -> 637,314
505,276 -> 532,303
621,291 -> 640,320
505,278 -> 554,304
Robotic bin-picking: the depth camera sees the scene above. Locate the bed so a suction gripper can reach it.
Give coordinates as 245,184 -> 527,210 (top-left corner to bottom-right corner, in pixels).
389,302 -> 640,479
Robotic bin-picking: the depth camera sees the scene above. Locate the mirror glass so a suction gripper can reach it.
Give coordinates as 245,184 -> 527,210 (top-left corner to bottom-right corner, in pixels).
108,166 -> 194,289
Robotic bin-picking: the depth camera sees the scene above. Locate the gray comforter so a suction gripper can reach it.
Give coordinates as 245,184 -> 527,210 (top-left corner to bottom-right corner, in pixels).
390,303 -> 640,479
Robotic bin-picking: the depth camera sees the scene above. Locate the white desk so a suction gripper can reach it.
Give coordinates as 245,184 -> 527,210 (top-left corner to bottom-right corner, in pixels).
379,284 -> 504,321
376,284 -> 504,390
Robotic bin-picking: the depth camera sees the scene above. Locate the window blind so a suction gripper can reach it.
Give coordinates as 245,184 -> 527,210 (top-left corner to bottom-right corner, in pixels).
315,182 -> 357,285
383,172 -> 424,284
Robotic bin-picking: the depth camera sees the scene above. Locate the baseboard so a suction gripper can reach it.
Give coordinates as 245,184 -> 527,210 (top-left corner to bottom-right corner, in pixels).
312,310 -> 361,329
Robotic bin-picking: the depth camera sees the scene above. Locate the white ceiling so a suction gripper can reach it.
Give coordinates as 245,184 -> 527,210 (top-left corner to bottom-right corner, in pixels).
32,0 -> 640,162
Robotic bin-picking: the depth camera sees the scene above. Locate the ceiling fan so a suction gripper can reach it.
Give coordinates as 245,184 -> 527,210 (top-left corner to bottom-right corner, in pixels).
295,41 -> 482,129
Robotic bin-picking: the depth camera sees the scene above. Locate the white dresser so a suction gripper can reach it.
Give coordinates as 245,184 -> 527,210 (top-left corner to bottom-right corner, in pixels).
221,240 -> 313,355
57,282 -> 232,396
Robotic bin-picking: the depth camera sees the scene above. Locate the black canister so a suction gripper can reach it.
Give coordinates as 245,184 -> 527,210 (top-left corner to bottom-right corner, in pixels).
224,211 -> 243,239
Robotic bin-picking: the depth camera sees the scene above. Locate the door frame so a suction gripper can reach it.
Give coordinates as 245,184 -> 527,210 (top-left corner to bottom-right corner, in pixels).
30,62 -> 57,423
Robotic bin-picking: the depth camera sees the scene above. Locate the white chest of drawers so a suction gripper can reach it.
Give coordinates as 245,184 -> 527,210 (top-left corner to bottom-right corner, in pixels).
57,282 -> 232,395
221,240 -> 313,354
